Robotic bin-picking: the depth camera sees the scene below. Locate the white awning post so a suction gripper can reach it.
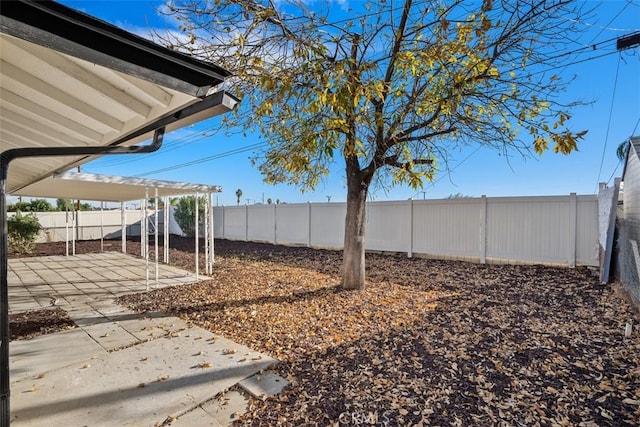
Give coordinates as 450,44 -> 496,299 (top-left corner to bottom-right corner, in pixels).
65,208 -> 69,257
204,192 -> 209,275
164,196 -> 169,264
154,188 -> 159,288
72,210 -> 76,256
100,201 -> 104,252
140,200 -> 145,258
121,201 -> 126,254
195,192 -> 199,281
209,192 -> 214,273
144,188 -> 149,291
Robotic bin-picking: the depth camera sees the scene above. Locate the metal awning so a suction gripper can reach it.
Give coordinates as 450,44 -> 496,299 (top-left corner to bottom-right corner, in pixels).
1,1 -> 239,423
14,171 -> 222,202
1,0 -> 238,194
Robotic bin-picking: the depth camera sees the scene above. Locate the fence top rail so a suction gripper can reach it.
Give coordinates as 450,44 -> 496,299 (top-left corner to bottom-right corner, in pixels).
214,194 -> 597,209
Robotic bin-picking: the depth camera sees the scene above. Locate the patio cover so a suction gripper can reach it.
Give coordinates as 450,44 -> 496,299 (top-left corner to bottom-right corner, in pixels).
1,1 -> 238,423
0,0 -> 238,194
13,171 -> 222,202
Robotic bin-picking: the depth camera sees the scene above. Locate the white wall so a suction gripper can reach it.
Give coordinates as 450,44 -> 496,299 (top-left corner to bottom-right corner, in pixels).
213,195 -> 600,267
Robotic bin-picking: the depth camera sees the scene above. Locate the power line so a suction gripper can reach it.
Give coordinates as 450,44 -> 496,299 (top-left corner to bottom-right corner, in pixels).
632,115 -> 640,136
590,1 -> 632,43
87,121 -> 225,168
528,50 -> 620,77
133,141 -> 268,177
595,53 -> 622,191
93,2 -> 636,181
112,39 -> 624,178
604,116 -> 640,186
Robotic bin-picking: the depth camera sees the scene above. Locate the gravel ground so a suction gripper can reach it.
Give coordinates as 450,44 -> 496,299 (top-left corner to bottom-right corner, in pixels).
10,238 -> 640,426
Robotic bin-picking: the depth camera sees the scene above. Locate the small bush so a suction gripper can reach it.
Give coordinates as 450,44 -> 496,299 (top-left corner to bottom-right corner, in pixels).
8,212 -> 42,254
173,196 -> 205,237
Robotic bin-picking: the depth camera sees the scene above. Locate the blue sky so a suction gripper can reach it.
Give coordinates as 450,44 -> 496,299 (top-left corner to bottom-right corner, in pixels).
57,0 -> 639,206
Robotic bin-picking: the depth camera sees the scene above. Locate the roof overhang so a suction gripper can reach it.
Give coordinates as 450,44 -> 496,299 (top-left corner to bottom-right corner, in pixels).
0,0 -> 230,96
1,0 -> 238,194
13,172 -> 221,202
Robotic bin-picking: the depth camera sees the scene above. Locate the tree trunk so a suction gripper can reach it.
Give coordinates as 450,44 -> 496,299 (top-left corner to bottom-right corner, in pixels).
341,171 -> 371,290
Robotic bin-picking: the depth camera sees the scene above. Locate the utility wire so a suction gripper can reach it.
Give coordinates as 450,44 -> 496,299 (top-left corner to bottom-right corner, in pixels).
589,1 -> 632,43
632,115 -> 640,136
595,53 -> 622,191
133,141 -> 268,177
87,121 -> 225,168
99,2 -> 636,179
124,44 -> 625,179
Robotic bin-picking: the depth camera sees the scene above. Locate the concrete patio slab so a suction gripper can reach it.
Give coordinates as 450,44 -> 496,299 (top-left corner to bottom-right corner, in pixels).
10,328 -> 105,383
173,390 -> 249,427
239,373 -> 289,400
10,328 -> 277,427
8,253 -> 199,313
8,253 -> 280,426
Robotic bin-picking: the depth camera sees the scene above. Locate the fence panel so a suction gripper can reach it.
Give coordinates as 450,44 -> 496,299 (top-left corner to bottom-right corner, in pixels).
486,196 -> 571,264
366,201 -> 411,253
576,196 -> 599,265
22,194 -> 600,267
247,204 -> 275,243
10,210 -> 142,242
214,206 -> 224,237
310,203 -> 345,249
275,204 -> 310,245
221,206 -> 246,240
412,199 -> 483,259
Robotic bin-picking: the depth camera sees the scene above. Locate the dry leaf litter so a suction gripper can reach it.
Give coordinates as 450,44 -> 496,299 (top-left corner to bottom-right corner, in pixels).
11,238 -> 640,425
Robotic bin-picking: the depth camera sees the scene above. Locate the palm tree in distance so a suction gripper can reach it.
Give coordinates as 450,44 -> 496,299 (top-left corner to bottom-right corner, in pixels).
235,189 -> 243,205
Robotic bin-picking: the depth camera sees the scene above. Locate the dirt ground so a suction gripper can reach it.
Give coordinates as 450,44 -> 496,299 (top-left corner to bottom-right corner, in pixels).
10,237 -> 640,425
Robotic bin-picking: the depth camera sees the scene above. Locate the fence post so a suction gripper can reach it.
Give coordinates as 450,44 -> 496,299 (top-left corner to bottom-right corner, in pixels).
273,203 -> 277,245
480,195 -> 487,264
568,193 -> 577,268
408,199 -> 414,258
245,204 -> 249,241
307,202 -> 312,247
221,206 -> 225,240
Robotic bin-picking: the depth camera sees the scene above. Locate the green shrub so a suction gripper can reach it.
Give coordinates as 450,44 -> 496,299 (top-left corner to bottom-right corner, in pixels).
8,212 -> 42,254
173,196 -> 205,237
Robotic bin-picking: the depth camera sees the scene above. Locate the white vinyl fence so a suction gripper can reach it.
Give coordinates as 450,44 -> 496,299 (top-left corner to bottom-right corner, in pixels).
15,195 -> 599,267
215,195 -> 599,267
9,210 -> 148,243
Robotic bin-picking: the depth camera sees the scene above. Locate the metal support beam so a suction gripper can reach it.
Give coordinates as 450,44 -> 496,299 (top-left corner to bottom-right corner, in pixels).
209,192 -> 214,274
144,187 -> 149,291
164,197 -> 169,264
154,187 -> 159,288
0,127 -> 165,427
121,201 -> 126,254
195,192 -> 199,282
